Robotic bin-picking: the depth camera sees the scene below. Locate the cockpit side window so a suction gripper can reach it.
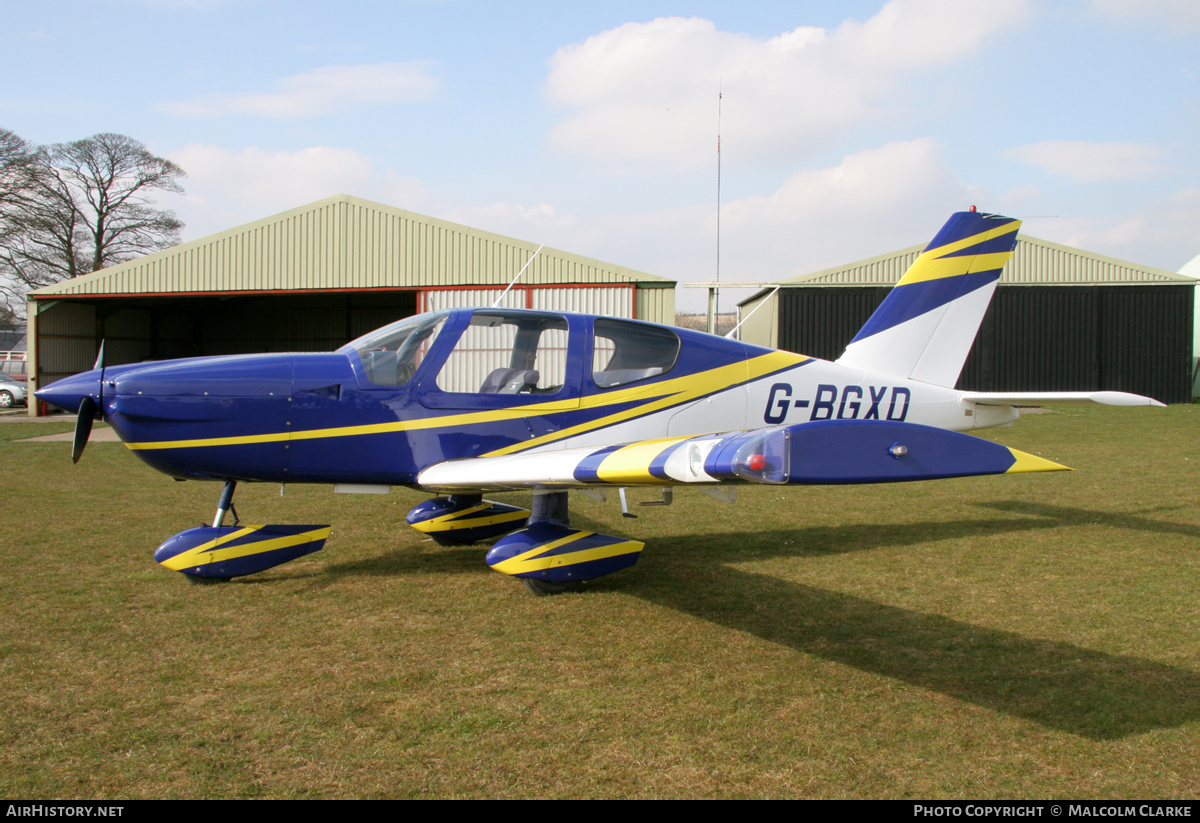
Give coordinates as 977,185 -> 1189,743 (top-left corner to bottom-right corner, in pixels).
592,319 -> 680,389
435,312 -> 569,395
341,313 -> 448,387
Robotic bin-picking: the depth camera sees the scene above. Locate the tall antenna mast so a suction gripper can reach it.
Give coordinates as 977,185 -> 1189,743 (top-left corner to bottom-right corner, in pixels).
709,86 -> 722,335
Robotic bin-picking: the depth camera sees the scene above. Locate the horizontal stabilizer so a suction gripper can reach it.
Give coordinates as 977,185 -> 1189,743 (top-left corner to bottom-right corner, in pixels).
417,420 -> 1069,491
962,391 -> 1165,407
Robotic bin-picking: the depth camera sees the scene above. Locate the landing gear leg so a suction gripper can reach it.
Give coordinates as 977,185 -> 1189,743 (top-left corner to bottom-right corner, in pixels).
213,479 -> 239,528
530,490 -> 570,528
521,491 -> 580,595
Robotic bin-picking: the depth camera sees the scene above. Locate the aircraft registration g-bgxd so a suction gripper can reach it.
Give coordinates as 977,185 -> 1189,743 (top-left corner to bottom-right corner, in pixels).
38,209 -> 1163,594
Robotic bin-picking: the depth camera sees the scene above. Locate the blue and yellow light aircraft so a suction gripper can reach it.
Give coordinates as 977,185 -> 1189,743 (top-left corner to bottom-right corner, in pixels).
38,209 -> 1162,594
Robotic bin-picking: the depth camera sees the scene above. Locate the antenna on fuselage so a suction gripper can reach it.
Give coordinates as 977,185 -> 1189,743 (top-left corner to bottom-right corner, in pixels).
725,285 -> 779,341
492,244 -> 544,308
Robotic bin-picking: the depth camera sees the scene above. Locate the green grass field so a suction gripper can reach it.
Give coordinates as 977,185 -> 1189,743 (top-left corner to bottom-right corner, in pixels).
0,405 -> 1196,798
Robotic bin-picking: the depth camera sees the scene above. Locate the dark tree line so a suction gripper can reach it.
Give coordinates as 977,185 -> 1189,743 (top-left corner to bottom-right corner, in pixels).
0,128 -> 185,316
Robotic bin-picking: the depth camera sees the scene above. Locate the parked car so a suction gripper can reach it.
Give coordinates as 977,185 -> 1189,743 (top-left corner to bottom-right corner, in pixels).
0,373 -> 27,407
0,351 -> 26,384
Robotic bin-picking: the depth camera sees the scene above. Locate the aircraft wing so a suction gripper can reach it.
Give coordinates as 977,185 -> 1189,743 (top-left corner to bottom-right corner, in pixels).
416,419 -> 1068,492
961,391 -> 1165,407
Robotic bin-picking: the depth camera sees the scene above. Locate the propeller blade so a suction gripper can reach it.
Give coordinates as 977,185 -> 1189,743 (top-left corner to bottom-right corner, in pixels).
72,396 -> 96,464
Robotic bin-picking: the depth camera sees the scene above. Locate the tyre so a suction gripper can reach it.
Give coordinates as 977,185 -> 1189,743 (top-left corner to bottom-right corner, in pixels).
521,578 -> 581,596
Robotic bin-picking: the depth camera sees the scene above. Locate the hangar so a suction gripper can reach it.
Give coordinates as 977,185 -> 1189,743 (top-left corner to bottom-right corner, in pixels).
26,194 -> 675,411
737,233 -> 1195,404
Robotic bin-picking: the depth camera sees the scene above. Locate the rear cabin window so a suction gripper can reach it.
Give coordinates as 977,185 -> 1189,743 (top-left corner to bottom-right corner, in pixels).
592,319 -> 679,389
435,312 -> 568,395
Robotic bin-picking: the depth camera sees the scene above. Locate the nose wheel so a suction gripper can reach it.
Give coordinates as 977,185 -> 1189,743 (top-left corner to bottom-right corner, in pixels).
521,578 -> 581,597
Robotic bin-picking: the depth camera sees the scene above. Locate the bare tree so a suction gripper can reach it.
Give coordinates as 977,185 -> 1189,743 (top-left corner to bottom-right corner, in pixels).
0,128 -> 43,316
0,128 -> 39,210
0,130 -> 185,313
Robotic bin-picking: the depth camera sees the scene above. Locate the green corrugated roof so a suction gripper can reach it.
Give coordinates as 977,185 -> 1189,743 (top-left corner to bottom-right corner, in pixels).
740,234 -> 1192,307
31,194 -> 671,298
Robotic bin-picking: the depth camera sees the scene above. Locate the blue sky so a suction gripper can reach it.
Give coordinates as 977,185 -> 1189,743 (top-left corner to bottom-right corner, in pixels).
4,0 -> 1198,310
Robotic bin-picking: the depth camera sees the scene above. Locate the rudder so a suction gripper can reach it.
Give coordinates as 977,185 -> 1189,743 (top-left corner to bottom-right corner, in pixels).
836,210 -> 1020,387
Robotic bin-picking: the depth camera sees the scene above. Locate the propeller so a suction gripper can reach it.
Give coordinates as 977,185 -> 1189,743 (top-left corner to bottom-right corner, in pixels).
71,342 -> 105,464
72,397 -> 96,464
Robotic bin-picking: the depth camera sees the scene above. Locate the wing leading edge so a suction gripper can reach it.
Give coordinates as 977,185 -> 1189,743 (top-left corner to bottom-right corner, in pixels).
416,420 -> 1068,492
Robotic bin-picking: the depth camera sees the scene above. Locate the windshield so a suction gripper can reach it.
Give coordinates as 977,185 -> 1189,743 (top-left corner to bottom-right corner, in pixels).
339,312 -> 449,387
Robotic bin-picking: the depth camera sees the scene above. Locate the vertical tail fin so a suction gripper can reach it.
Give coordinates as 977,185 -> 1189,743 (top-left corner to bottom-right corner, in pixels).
836,210 -> 1020,387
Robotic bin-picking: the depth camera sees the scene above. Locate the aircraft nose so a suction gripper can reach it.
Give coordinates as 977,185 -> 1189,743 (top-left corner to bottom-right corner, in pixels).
36,369 -> 103,415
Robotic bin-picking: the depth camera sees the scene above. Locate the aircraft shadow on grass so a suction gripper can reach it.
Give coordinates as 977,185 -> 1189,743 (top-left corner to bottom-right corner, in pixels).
628,503 -> 1200,741
311,498 -> 1200,740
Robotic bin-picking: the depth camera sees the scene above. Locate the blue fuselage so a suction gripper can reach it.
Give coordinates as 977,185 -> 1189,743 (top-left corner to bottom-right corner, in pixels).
38,309 -> 775,487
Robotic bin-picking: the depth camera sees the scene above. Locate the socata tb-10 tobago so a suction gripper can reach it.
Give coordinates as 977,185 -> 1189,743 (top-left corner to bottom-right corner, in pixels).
38,209 -> 1162,594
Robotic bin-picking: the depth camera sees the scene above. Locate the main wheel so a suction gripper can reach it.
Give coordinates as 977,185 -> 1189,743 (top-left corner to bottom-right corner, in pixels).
184,573 -> 232,585
0,391 -> 13,408
521,578 -> 581,597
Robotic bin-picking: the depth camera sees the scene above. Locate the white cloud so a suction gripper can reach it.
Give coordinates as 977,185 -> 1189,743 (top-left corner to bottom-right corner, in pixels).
544,0 -> 1030,170
160,63 -> 438,119
441,139 -> 971,310
1028,187 -> 1200,272
1000,141 -> 1170,183
158,138 -> 983,312
715,138 -> 968,278
162,144 -> 428,238
1091,0 -> 1200,31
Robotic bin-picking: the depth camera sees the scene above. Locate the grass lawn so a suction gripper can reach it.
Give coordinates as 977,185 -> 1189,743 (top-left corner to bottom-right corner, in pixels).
0,404 -> 1196,798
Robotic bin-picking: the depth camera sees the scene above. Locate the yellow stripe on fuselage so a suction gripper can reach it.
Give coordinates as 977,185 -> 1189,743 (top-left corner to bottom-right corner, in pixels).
124,399 -> 581,451
122,350 -> 807,454
481,349 -> 804,457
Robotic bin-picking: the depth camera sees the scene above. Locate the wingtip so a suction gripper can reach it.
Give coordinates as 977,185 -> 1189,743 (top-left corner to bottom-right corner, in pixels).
1005,448 -> 1072,474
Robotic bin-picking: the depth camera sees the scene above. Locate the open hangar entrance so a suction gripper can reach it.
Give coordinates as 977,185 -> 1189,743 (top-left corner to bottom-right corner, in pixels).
31,290 -> 418,387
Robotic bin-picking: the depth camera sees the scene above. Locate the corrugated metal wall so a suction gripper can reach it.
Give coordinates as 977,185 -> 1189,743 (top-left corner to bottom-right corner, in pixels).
958,286 -> 1193,402
735,290 -> 779,348
635,286 -> 675,327
35,302 -> 98,385
777,288 -> 890,362
422,285 -> 638,318
788,236 -> 1184,289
